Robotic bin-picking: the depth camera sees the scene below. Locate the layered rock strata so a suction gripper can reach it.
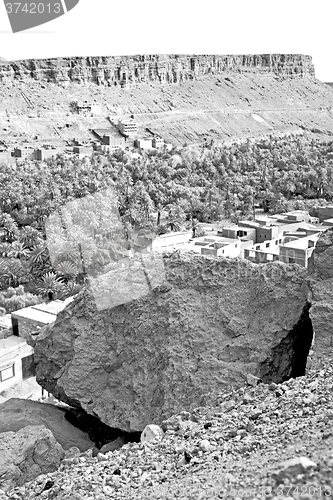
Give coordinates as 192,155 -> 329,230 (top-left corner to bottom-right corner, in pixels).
0,54 -> 315,86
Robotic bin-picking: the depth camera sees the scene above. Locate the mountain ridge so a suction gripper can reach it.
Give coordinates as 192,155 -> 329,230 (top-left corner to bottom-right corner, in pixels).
0,54 -> 315,86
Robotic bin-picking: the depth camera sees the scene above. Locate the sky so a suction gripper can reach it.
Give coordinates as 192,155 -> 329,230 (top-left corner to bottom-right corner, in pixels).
0,0 -> 332,81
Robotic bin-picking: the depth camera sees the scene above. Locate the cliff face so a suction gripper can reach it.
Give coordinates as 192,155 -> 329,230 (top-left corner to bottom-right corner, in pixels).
33,253 -> 311,432
308,228 -> 333,358
0,54 -> 315,86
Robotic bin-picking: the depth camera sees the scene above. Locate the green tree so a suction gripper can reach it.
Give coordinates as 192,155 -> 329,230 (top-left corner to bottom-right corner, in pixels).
36,272 -> 66,301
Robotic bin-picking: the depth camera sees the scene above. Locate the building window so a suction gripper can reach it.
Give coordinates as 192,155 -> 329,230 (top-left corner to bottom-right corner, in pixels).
279,239 -> 282,244
266,242 -> 270,248
275,240 -> 278,245
0,363 -> 15,382
289,258 -> 295,264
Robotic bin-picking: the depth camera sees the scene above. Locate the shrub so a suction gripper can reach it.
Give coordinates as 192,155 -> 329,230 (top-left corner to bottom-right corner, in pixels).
0,286 -> 43,313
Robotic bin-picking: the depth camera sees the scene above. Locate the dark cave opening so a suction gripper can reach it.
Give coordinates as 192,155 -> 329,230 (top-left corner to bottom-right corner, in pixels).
259,302 -> 314,384
64,407 -> 141,450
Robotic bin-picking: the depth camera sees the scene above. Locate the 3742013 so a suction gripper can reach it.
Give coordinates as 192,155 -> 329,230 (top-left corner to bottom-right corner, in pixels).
5,3 -> 61,14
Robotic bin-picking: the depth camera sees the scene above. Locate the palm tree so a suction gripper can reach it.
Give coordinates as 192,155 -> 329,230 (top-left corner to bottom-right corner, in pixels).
28,243 -> 49,267
0,214 -> 18,243
36,272 -> 66,301
19,226 -> 43,249
163,205 -> 186,232
0,242 -> 11,257
27,243 -> 53,277
55,260 -> 79,282
8,241 -> 30,260
0,258 -> 30,287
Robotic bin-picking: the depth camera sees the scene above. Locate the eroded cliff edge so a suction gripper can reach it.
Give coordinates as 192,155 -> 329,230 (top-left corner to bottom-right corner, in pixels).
33,253 -> 312,432
308,228 -> 333,357
0,54 -> 315,85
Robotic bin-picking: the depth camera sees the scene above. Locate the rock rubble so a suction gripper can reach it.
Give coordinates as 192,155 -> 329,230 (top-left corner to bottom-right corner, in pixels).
3,360 -> 333,499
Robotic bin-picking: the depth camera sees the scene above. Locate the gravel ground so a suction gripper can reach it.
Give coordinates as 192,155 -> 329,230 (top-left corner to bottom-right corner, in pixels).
2,358 -> 333,500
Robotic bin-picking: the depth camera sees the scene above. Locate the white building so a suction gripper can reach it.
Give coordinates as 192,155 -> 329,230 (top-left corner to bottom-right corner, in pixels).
0,335 -> 34,393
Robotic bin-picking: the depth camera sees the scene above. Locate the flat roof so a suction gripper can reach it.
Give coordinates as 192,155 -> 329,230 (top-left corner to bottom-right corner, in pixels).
283,234 -> 320,249
33,298 -> 73,315
193,236 -> 239,245
0,334 -> 27,353
93,128 -> 124,139
11,307 -> 57,325
11,298 -> 73,325
157,231 -> 191,239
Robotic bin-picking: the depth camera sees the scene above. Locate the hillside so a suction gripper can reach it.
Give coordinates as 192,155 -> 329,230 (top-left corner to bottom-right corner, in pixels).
5,359 -> 333,499
0,54 -> 333,148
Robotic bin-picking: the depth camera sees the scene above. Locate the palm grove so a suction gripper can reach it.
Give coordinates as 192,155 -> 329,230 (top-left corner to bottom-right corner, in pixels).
1,135 -> 333,313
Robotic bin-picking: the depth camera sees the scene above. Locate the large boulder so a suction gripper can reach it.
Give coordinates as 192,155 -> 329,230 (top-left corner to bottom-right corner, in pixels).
33,252 -> 311,432
308,228 -> 333,357
0,399 -> 93,451
0,425 -> 64,491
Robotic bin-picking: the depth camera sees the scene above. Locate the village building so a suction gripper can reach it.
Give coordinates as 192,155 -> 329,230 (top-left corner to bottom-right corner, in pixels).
73,145 -> 94,156
136,230 -> 253,258
93,128 -> 126,153
117,119 -> 138,137
0,298 -> 74,395
102,135 -> 125,148
152,135 -> 164,148
71,100 -> 92,117
242,219 -> 329,267
34,148 -> 59,161
189,235 -> 253,258
13,147 -> 35,161
279,234 -> 319,267
0,335 -> 34,393
135,209 -> 333,269
220,225 -> 257,242
136,231 -> 193,253
11,297 -> 74,341
135,138 -> 153,150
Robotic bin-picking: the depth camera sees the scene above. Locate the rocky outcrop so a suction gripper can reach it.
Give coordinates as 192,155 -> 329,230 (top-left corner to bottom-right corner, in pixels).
308,228 -> 333,356
0,54 -> 315,86
33,253 -> 312,432
0,399 -> 93,451
0,425 -> 64,491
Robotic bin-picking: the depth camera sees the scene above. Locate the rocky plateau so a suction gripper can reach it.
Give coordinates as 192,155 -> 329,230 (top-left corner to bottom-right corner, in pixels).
0,53 -> 333,148
0,54 -> 316,86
